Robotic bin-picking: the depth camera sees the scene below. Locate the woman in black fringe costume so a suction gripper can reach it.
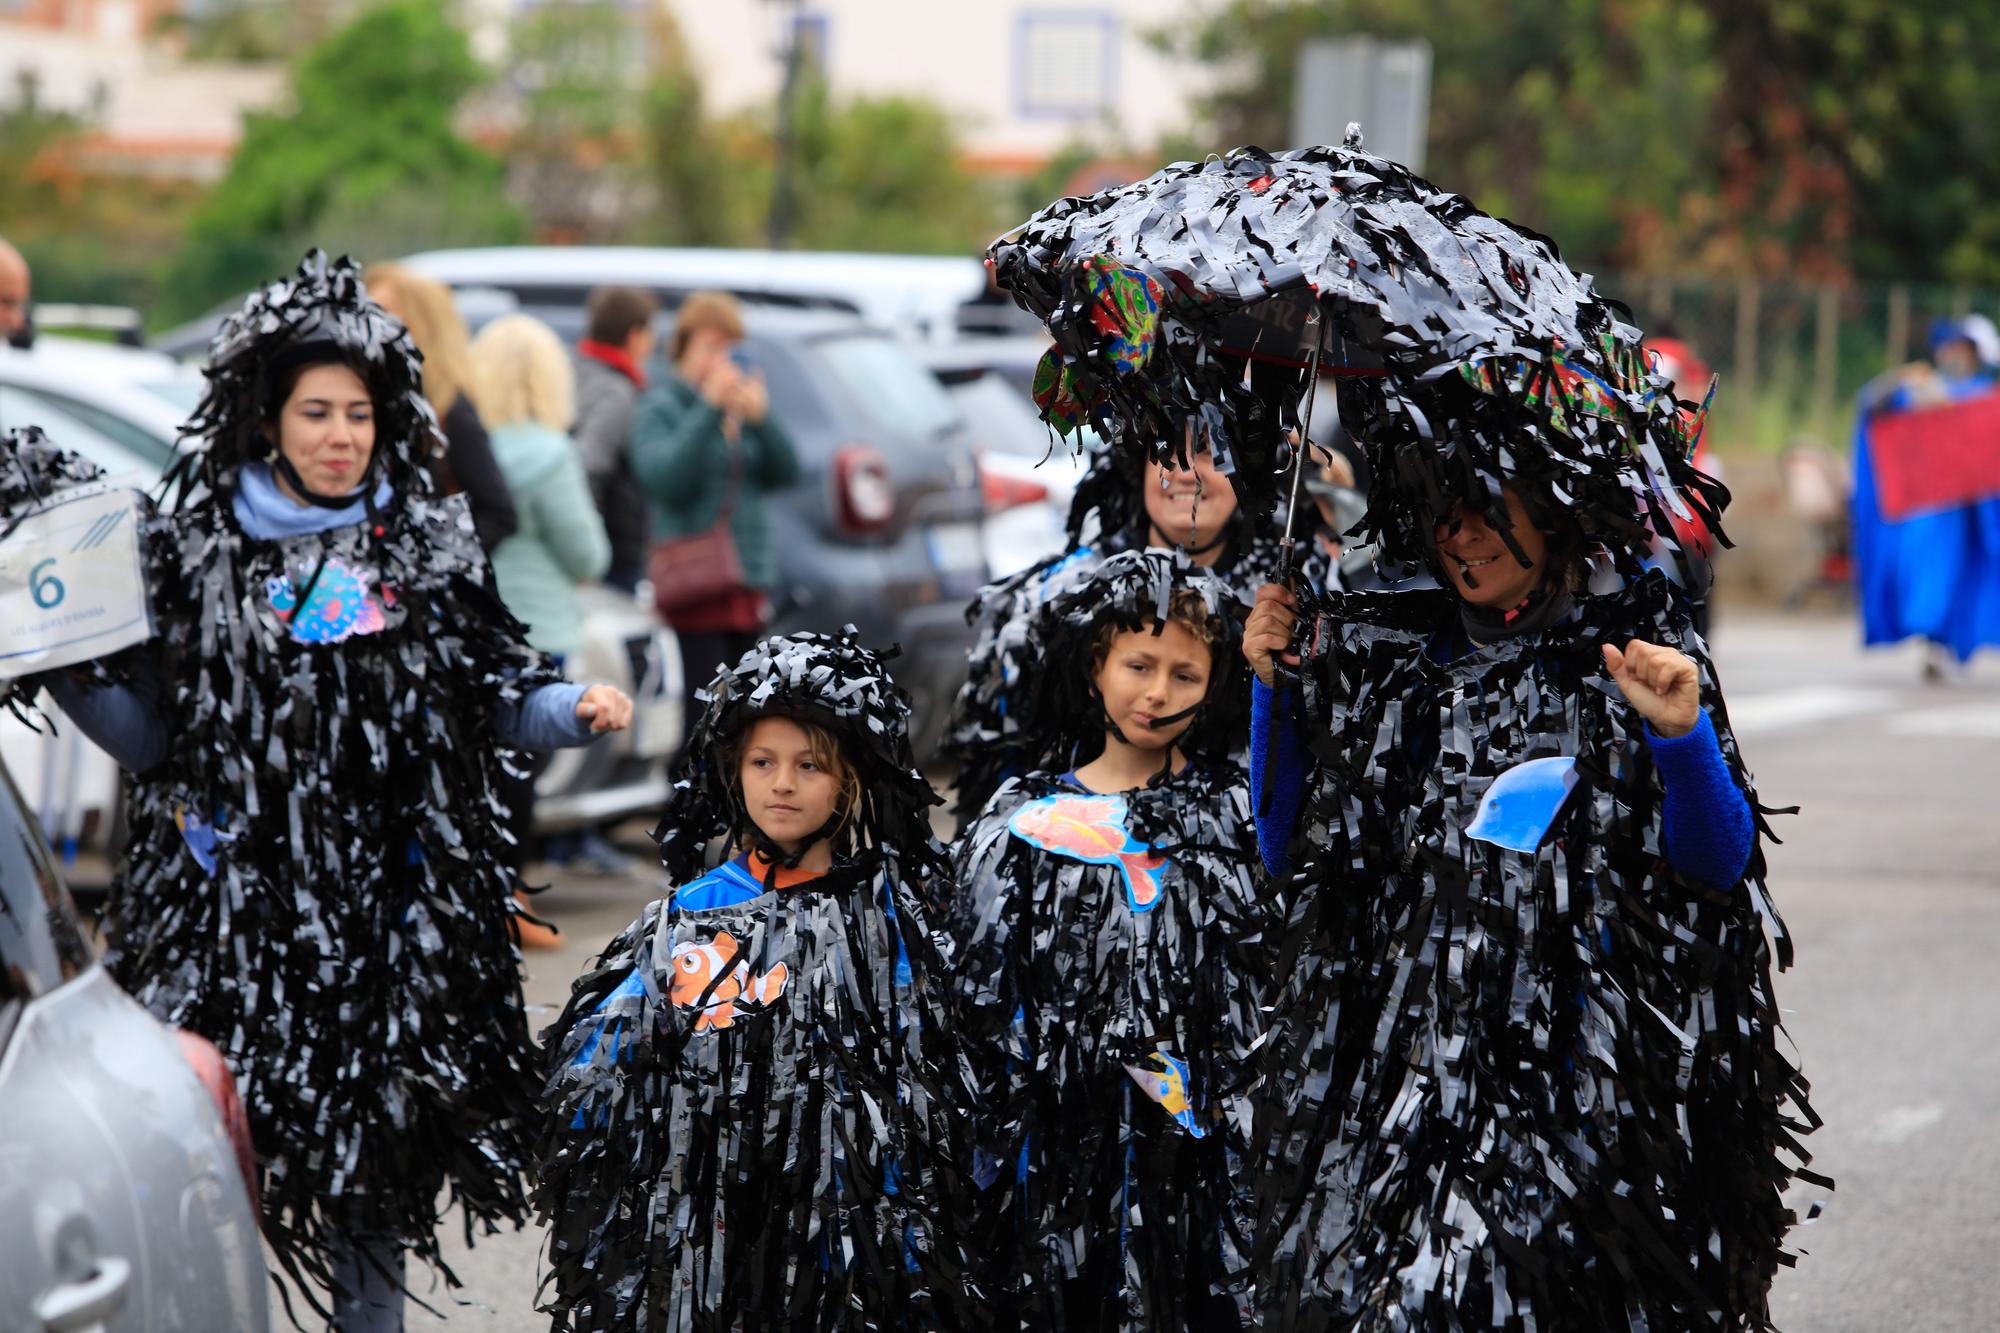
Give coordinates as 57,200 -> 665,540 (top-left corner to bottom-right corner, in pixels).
13,252 -> 633,1330
535,630 -> 986,1332
949,549 -> 1274,1331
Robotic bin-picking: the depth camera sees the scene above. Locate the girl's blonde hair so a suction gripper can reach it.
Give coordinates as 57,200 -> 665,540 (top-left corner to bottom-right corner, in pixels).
361,262 -> 474,418
467,314 -> 577,434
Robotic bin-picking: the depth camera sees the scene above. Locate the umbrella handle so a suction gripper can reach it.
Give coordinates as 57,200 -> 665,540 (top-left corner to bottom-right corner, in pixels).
1277,334 -> 1326,586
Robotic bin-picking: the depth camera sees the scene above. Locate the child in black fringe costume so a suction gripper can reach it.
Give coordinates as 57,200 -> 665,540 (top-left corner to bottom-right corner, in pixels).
535,630 -> 985,1332
949,549 -> 1273,1331
4,252 -> 634,1329
941,439 -> 1301,829
1239,376 -> 1822,1329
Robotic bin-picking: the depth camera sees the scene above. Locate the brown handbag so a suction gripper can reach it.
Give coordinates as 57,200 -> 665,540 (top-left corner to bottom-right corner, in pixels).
648,435 -> 750,619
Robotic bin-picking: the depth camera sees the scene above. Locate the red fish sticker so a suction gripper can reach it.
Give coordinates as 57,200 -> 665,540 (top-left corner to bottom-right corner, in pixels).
668,931 -> 789,1033
1008,793 -> 1169,912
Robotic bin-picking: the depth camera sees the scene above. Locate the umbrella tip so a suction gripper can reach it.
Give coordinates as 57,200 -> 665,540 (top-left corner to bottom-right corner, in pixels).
1343,122 -> 1365,149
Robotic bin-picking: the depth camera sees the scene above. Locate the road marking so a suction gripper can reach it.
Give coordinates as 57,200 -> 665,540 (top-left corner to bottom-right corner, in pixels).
1867,1102 -> 1945,1144
1885,704 -> 2000,739
1725,685 -> 1899,736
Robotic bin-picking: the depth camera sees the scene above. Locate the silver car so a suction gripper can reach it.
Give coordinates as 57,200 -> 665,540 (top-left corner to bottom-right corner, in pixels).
0,756 -> 269,1332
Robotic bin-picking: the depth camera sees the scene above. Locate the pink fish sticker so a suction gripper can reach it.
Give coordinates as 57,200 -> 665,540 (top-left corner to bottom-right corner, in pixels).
1008,792 -> 1169,912
267,558 -> 387,644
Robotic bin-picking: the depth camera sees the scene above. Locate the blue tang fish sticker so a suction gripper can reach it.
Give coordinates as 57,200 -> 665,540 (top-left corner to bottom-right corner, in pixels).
1123,1050 -> 1207,1137
1465,755 -> 1582,853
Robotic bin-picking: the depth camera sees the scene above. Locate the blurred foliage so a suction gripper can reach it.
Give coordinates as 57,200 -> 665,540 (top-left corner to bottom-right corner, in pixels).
505,0 -> 648,242
0,70 -> 203,317
157,0 -> 523,324
780,75 -> 998,253
1155,0 -> 2000,285
151,1 -> 302,63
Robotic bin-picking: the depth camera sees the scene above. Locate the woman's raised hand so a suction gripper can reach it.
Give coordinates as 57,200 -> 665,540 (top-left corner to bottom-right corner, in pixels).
577,683 -> 634,734
1244,583 -> 1301,688
1601,639 -> 1700,739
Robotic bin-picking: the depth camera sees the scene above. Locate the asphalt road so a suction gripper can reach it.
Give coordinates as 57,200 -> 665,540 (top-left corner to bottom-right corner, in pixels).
325,610 -> 2000,1331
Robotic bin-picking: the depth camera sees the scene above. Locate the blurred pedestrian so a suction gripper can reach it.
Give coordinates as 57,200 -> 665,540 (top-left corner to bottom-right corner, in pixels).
362,261 -> 518,554
0,235 -> 31,346
469,312 -> 615,923
572,284 -> 658,593
17,253 -> 632,1330
631,291 -> 800,701
1851,314 -> 2000,675
467,313 -> 608,660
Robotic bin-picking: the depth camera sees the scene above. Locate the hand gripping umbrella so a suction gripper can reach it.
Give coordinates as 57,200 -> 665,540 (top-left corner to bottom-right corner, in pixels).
988,128 -> 1728,590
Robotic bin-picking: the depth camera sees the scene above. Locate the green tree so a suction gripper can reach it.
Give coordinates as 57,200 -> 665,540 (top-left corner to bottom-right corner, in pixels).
1155,0 -> 2000,284
782,77 -> 999,253
635,13 -> 764,246
1153,1 -> 1725,272
160,0 -> 522,322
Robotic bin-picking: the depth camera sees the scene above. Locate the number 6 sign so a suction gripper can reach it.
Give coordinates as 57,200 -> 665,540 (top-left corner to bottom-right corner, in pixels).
0,485 -> 154,679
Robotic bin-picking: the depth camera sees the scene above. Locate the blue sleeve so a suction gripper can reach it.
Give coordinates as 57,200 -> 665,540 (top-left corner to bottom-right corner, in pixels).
1249,678 -> 1311,879
1649,709 -> 1755,887
38,655 -> 170,774
493,681 -> 596,750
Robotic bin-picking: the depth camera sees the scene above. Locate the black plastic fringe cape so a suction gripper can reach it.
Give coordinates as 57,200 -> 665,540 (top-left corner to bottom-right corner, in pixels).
535,853 -> 986,1332
949,764 -> 1274,1331
103,490 -> 565,1314
1251,574 -> 1819,1331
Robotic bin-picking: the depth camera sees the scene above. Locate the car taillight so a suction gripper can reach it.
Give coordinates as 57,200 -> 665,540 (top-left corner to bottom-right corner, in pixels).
176,1030 -> 260,1215
980,469 -> 1050,512
833,445 -> 896,533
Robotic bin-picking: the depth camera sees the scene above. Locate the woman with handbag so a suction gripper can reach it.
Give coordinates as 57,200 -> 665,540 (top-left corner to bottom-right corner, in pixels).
630,291 -> 801,705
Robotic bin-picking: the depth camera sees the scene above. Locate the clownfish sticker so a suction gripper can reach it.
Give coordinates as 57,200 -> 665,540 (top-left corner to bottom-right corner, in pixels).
1123,1050 -> 1207,1137
669,931 -> 789,1033
1008,793 -> 1168,912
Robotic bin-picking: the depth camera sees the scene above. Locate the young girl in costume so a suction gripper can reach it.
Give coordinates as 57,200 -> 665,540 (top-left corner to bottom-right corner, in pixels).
13,252 -> 634,1330
950,549 -> 1271,1331
941,440 -> 1294,828
535,631 -> 982,1332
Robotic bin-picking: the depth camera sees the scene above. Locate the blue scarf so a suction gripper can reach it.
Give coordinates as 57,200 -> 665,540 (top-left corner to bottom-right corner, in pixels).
232,461 -> 394,541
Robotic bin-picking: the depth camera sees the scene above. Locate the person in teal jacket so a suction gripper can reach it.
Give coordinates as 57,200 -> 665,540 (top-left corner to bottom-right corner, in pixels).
469,313 -> 611,660
629,291 -> 801,684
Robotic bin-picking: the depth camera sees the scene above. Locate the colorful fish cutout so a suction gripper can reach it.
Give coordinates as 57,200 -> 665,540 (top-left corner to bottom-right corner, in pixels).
1464,755 -> 1581,854
173,805 -> 235,875
668,930 -> 790,1033
1081,254 -> 1163,376
267,557 -> 387,644
1123,1050 -> 1207,1138
1008,792 -> 1169,912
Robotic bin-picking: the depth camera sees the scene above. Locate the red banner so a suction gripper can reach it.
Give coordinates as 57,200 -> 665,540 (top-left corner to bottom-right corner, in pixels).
1868,389 -> 2000,520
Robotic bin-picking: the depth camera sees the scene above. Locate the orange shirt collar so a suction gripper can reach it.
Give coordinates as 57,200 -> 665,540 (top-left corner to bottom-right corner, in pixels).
744,851 -> 826,890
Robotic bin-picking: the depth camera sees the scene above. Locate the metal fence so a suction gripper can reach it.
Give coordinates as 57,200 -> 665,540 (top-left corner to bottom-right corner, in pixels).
1609,273 -> 2000,451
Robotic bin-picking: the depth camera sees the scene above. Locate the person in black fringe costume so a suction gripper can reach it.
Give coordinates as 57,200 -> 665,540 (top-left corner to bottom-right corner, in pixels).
974,138 -> 1823,1330
8,252 -> 634,1330
1240,349 -> 1823,1329
949,549 -> 1274,1331
941,443 -> 1299,829
535,630 -> 987,1333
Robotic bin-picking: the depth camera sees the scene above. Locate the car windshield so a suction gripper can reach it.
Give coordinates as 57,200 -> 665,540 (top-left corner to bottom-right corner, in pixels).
0,762 -> 91,1024
812,334 -> 963,441
141,379 -> 203,414
0,391 -> 161,483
